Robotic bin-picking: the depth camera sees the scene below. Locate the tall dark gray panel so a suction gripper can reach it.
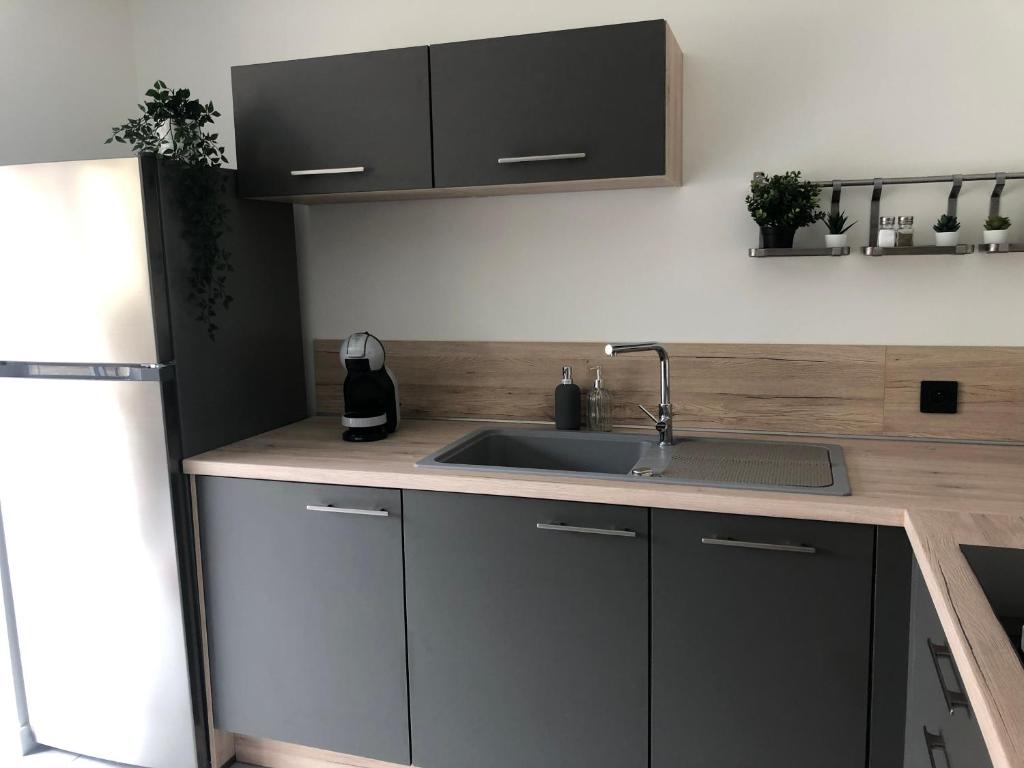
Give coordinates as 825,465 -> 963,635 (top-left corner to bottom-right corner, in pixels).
403,491 -> 648,768
430,20 -> 667,187
232,46 -> 433,197
144,157 -> 307,458
651,509 -> 875,768
870,526 -> 913,768
198,478 -> 409,763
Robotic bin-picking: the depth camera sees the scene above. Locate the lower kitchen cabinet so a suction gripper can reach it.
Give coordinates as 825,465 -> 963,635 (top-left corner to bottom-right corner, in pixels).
651,509 -> 876,768
196,477 -> 410,763
403,491 -> 649,768
903,562 -> 992,768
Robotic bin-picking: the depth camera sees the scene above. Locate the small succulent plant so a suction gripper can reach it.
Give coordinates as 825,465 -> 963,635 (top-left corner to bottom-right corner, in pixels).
984,215 -> 1012,231
932,214 -> 961,233
822,210 -> 856,235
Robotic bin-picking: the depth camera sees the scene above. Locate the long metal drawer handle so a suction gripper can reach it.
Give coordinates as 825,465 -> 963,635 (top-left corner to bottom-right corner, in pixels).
924,726 -> 953,768
305,504 -> 389,517
927,639 -> 972,716
701,537 -> 817,554
497,152 -> 586,164
536,522 -> 636,538
290,166 -> 366,176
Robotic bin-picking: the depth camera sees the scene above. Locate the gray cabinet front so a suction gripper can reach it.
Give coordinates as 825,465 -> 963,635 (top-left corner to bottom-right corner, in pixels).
232,46 -> 433,198
651,509 -> 875,768
197,477 -> 410,763
403,491 -> 648,768
429,20 -> 668,188
903,563 -> 992,768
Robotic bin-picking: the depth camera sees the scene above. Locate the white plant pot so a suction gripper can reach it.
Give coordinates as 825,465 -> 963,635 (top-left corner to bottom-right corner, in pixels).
984,229 -> 1010,245
934,231 -> 960,247
824,233 -> 848,248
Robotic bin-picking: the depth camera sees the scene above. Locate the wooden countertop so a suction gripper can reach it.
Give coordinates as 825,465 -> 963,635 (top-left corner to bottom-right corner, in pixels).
184,416 -> 1024,768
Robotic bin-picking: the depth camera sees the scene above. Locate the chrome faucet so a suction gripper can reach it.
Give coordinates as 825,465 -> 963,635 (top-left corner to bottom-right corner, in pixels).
604,342 -> 674,447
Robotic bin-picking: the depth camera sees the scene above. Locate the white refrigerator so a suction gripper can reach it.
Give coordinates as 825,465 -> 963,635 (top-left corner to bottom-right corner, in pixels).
0,157 -> 307,767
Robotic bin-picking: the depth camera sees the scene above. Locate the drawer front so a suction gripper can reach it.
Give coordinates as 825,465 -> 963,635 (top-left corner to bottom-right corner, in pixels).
198,477 -> 408,763
404,491 -> 648,768
430,20 -> 667,188
232,46 -> 433,197
904,564 -> 992,768
651,510 -> 875,768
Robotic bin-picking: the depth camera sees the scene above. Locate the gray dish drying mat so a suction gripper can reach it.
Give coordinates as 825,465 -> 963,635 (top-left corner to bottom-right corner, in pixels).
664,440 -> 834,488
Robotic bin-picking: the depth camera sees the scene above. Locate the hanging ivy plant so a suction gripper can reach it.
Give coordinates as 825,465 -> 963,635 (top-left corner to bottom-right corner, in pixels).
106,81 -> 232,340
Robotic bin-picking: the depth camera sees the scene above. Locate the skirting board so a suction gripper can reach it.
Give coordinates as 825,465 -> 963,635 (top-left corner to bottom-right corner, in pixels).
234,734 -> 406,768
314,340 -> 1024,443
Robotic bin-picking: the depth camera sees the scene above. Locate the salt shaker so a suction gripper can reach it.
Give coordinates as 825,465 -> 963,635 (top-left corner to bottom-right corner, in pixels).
878,216 -> 897,248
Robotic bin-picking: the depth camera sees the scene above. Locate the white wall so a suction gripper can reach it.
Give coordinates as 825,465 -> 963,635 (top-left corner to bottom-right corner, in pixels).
0,0 -> 136,165
130,0 -> 1024,347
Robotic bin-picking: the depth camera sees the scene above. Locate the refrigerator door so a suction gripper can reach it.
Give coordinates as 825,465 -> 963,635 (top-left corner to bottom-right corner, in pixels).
0,374 -> 197,768
0,158 -> 159,365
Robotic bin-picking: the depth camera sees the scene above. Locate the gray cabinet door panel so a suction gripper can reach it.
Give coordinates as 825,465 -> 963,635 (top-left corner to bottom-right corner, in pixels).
869,527 -> 913,768
403,491 -> 648,768
198,477 -> 409,763
651,509 -> 875,768
430,21 -> 667,188
903,562 -> 992,768
232,46 -> 432,197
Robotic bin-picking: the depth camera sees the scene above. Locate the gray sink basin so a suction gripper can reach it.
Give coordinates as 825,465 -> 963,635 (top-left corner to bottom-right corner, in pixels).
417,428 -> 851,496
422,429 -> 650,475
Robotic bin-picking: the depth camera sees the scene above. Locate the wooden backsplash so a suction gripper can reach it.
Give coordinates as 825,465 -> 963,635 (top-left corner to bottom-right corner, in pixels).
314,340 -> 1024,442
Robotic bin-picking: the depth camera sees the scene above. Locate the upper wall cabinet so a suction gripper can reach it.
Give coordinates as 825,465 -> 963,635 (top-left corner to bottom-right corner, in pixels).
430,20 -> 681,192
231,20 -> 681,203
231,46 -> 433,199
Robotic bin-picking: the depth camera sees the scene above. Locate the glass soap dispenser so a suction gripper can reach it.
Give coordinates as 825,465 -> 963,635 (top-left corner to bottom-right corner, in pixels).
587,367 -> 614,432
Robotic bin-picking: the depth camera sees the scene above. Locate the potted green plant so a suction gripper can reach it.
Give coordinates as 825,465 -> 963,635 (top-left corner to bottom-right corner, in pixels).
746,171 -> 824,248
822,210 -> 856,248
983,215 -> 1012,245
932,214 -> 961,246
106,81 -> 231,340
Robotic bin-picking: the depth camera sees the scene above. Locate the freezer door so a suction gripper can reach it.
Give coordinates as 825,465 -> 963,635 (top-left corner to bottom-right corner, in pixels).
0,158 -> 159,365
0,376 -> 197,768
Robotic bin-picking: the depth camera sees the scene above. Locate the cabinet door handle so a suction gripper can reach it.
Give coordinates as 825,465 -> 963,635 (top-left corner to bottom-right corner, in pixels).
928,639 -> 972,716
290,166 -> 366,176
536,522 -> 636,538
701,537 -> 817,554
305,504 -> 389,517
497,152 -> 586,164
924,726 -> 953,768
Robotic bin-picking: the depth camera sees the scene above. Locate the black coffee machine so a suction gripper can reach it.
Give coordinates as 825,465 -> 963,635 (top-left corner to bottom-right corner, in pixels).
340,332 -> 400,442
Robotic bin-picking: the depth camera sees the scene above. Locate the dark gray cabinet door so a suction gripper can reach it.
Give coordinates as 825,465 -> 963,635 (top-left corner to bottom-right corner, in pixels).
903,562 -> 992,768
403,491 -> 648,768
198,478 -> 409,763
232,46 -> 432,198
430,20 -> 667,188
651,510 -> 875,768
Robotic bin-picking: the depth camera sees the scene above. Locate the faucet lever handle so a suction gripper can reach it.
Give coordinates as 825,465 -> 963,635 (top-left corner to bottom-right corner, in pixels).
637,404 -> 659,424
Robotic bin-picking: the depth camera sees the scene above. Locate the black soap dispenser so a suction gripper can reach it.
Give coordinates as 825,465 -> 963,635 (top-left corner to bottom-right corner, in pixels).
555,365 -> 581,430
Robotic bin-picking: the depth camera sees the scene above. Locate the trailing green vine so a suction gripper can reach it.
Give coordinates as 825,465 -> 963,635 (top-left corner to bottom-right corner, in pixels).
106,81 -> 232,340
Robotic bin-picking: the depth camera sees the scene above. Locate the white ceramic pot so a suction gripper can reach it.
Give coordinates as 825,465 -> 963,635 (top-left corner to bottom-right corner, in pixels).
824,233 -> 848,248
934,231 -> 960,247
984,229 -> 1010,245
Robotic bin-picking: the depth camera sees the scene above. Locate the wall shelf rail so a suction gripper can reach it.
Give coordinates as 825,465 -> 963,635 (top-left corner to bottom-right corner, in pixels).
749,247 -> 849,258
864,245 -> 975,257
749,170 -> 1024,258
979,243 -> 1024,254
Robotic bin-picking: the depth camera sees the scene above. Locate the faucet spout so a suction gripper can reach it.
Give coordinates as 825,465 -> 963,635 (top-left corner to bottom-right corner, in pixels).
605,342 -> 674,447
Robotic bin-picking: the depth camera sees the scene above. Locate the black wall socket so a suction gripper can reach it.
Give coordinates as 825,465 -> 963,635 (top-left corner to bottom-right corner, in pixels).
920,380 -> 959,414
